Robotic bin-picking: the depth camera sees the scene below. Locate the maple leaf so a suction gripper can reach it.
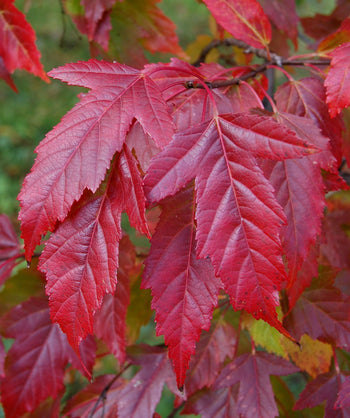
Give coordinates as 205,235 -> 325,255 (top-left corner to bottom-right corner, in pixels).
184,319 -> 237,396
0,214 -> 20,285
202,0 -> 272,49
295,370 -> 350,417
325,42 -> 350,118
115,345 -> 179,418
0,0 -> 48,81
143,185 -> 222,388
274,77 -> 344,164
18,59 -> 173,260
0,56 -> 17,92
183,386 -> 239,418
257,0 -> 299,46
214,351 -> 298,418
284,272 -> 350,349
39,145 -> 148,353
336,376 -> 350,409
145,112 -> 317,335
258,111 -> 333,290
0,297 -> 95,418
94,236 -> 133,364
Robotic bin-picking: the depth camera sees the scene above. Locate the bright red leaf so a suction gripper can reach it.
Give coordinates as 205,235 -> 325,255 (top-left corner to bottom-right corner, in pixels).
325,42 -> 350,117
18,59 -> 172,260
0,214 -> 20,285
0,0 -> 47,81
295,370 -> 350,417
0,297 -> 95,418
143,186 -> 221,388
184,319 -> 236,396
94,236 -> 133,364
39,145 -> 147,353
214,351 -> 299,418
202,0 -> 272,49
145,112 -> 316,335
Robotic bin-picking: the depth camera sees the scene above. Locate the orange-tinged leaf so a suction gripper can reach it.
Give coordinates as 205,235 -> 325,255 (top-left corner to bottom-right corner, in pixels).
0,0 -> 48,81
202,0 -> 272,49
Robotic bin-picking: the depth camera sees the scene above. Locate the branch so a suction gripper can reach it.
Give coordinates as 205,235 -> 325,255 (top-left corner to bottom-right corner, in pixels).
189,38 -> 331,89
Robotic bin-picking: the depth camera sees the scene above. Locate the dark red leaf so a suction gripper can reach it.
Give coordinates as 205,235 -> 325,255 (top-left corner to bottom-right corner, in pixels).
336,376 -> 350,409
116,345 -> 179,418
0,0 -> 47,80
0,297 -> 95,418
284,273 -> 350,349
143,186 -> 221,388
94,236 -> 132,364
145,112 -> 316,336
184,320 -> 236,396
19,59 -> 172,260
258,0 -> 299,46
214,351 -> 298,418
40,146 -> 147,353
202,0 -> 272,49
0,338 -> 5,378
325,42 -> 350,117
295,371 -> 350,417
183,386 -> 239,418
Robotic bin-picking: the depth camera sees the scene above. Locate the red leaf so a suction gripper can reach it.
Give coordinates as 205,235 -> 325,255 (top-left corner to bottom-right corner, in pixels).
0,338 -> 5,378
39,146 -> 147,353
143,186 -> 221,388
258,0 -> 299,46
145,113 -> 316,335
275,77 -> 344,165
202,0 -> 272,49
0,0 -> 47,81
325,42 -> 350,117
184,320 -> 236,396
0,297 -> 95,418
19,59 -> 171,260
0,214 -> 20,285
81,0 -> 119,45
94,236 -> 133,364
295,371 -> 350,417
183,386 -> 239,418
115,345 -> 179,418
336,376 -> 350,409
214,351 -> 298,418
284,274 -> 350,349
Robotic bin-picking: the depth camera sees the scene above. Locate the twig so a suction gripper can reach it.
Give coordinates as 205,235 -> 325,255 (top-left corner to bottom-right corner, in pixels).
88,363 -> 132,418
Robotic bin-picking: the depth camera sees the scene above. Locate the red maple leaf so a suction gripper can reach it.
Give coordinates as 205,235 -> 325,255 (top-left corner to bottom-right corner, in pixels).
0,0 -> 48,82
143,185 -> 222,388
0,214 -> 20,285
284,272 -> 350,349
325,42 -> 350,118
39,145 -> 148,353
0,297 -> 96,418
18,59 -> 173,261
202,0 -> 272,49
295,370 -> 350,417
213,351 -> 298,418
336,376 -> 350,409
184,319 -> 237,396
144,111 -> 317,335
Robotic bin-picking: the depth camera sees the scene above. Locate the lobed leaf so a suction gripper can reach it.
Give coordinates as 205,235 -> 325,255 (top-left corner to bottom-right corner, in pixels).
19,59 -> 172,260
